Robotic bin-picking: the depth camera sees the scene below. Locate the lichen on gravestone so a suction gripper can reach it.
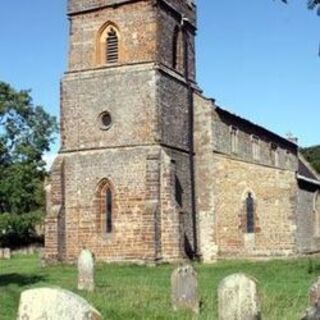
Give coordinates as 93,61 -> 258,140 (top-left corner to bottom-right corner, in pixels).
78,248 -> 95,292
171,264 -> 200,314
16,287 -> 102,320
218,273 -> 261,320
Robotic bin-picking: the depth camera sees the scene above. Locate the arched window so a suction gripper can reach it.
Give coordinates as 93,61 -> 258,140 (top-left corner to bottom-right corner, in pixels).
96,179 -> 114,234
175,174 -> 183,208
96,23 -> 120,65
246,192 -> 255,233
105,187 -> 113,233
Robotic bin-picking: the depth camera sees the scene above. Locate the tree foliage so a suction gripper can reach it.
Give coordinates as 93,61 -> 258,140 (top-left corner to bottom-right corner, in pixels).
280,0 -> 320,14
308,0 -> 320,14
301,145 -> 320,174
0,81 -> 57,242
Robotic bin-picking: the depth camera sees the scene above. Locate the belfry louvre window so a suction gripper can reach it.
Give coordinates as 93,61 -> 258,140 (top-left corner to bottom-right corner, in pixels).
246,193 -> 255,233
106,28 -> 119,64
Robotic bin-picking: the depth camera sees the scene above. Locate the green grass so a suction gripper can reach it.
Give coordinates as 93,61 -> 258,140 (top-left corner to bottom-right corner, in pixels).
0,255 -> 319,319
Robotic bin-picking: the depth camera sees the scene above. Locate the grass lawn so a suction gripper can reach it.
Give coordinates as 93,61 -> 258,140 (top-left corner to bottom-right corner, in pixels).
0,255 -> 319,319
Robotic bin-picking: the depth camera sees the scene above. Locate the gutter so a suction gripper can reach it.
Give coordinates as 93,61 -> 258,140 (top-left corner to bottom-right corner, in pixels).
297,174 -> 320,187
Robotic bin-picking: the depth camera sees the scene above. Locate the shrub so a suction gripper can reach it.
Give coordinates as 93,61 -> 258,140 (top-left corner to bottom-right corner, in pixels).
0,211 -> 44,248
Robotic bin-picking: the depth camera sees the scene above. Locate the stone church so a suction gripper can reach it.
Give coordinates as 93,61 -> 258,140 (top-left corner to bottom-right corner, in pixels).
45,0 -> 320,263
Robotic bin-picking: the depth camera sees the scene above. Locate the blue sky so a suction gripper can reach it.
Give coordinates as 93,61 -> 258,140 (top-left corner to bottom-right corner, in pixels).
0,0 -> 319,160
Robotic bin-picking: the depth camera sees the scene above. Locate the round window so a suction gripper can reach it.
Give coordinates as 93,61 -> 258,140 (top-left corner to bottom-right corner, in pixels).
99,111 -> 112,130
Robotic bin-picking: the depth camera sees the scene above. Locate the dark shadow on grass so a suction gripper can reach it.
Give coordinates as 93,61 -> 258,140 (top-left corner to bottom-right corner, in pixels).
0,273 -> 46,287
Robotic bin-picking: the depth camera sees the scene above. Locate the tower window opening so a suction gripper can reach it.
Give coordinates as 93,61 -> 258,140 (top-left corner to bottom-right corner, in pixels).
105,187 -> 113,233
246,192 -> 255,233
106,28 -> 119,64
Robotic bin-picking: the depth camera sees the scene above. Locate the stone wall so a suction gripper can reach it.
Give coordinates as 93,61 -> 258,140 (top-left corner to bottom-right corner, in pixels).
213,153 -> 297,257
46,145 -> 193,263
62,65 -> 157,151
157,2 -> 196,81
48,147 -> 156,263
157,71 -> 191,151
68,0 -> 197,26
212,108 -> 298,172
45,156 -> 66,262
68,1 -> 157,71
296,180 -> 320,253
193,93 -> 217,262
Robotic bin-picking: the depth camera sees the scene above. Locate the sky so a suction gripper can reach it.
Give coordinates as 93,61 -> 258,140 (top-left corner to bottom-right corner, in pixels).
0,0 -> 319,165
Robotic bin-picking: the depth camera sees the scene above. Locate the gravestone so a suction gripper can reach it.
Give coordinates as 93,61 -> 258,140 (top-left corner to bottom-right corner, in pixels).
78,249 -> 95,292
28,246 -> 35,255
16,287 -> 102,320
218,273 -> 261,320
301,306 -> 320,320
0,248 -> 3,259
3,248 -> 11,260
310,277 -> 320,307
171,264 -> 199,314
38,249 -> 46,268
301,278 -> 320,320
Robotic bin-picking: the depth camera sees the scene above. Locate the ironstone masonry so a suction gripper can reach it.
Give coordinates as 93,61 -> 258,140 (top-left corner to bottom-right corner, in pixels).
45,0 -> 320,264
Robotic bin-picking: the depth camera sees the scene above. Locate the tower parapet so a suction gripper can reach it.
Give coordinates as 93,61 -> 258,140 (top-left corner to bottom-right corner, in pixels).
68,0 -> 196,26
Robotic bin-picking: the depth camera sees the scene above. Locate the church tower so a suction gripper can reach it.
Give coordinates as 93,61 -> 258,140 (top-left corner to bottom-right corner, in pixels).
45,0 -> 198,263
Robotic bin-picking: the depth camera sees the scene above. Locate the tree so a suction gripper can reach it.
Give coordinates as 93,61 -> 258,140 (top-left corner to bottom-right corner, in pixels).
301,145 -> 320,174
0,81 -> 58,215
280,0 -> 320,15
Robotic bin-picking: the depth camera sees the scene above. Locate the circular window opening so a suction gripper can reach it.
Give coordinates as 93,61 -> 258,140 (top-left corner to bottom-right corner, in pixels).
99,111 -> 112,130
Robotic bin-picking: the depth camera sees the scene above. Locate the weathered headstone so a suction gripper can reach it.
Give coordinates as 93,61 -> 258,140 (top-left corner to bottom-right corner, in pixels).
78,249 -> 95,292
301,277 -> 320,320
16,287 -> 102,320
38,248 -> 46,268
301,306 -> 320,320
3,248 -> 11,260
218,273 -> 261,320
0,248 -> 3,259
171,264 -> 199,314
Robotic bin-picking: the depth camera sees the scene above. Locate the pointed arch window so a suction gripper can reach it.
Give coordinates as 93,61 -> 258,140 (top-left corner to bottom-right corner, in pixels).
246,192 -> 255,233
96,179 -> 114,234
105,187 -> 113,233
96,23 -> 120,65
